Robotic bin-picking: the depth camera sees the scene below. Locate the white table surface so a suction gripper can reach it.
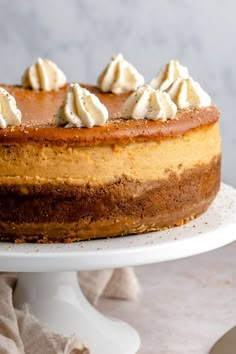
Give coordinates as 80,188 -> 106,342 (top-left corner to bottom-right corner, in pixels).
98,241 -> 236,354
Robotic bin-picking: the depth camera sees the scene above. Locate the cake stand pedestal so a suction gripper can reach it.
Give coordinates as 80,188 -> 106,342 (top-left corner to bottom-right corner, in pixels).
0,184 -> 236,354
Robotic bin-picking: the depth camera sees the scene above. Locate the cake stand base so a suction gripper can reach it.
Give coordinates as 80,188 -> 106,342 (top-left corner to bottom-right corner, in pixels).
14,271 -> 140,354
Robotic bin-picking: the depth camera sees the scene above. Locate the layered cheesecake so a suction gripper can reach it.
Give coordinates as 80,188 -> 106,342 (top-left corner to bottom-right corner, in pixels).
0,57 -> 221,243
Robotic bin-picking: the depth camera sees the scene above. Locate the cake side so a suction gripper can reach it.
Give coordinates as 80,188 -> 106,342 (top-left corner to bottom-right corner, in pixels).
0,122 -> 221,243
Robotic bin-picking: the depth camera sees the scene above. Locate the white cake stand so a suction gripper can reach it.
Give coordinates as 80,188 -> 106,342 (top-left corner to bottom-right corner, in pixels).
0,183 -> 236,354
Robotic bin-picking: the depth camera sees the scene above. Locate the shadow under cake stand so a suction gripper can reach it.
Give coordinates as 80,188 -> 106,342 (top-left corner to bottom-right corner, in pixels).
0,183 -> 236,354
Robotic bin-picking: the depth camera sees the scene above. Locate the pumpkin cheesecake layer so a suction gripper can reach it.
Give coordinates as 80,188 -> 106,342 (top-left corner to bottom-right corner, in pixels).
0,85 -> 221,242
0,122 -> 220,184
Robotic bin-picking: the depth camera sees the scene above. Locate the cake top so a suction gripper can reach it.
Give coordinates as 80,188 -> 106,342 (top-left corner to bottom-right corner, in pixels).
0,82 -> 219,146
0,56 -> 219,146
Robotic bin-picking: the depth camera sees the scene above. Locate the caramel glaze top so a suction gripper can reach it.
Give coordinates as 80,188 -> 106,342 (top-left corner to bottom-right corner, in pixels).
0,84 -> 219,146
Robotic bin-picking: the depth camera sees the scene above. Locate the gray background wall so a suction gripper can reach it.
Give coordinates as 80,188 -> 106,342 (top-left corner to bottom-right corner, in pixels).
0,0 -> 235,186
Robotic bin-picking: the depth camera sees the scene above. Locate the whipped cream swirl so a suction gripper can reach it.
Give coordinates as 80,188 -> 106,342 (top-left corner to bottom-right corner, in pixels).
0,87 -> 22,129
150,60 -> 189,91
97,53 -> 145,94
55,83 -> 109,128
22,58 -> 66,91
122,85 -> 177,121
167,77 -> 211,109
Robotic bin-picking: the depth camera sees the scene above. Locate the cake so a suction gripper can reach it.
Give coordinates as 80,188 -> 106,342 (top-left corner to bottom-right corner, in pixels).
0,56 -> 221,243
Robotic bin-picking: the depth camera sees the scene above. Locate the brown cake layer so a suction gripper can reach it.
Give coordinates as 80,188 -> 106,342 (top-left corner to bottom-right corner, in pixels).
0,155 -> 220,243
0,84 -> 219,146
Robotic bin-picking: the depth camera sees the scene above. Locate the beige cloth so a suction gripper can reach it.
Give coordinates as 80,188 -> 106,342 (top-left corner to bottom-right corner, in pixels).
79,268 -> 140,305
0,269 -> 139,354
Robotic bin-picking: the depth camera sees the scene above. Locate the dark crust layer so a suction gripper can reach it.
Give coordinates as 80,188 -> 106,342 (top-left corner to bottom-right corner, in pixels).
0,84 -> 219,146
0,155 -> 221,243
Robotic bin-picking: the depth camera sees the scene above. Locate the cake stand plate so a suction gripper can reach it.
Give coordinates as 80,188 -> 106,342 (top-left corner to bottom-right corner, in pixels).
0,183 -> 235,354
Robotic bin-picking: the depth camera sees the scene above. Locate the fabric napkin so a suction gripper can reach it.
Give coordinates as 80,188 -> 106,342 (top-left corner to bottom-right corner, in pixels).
0,268 -> 139,354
